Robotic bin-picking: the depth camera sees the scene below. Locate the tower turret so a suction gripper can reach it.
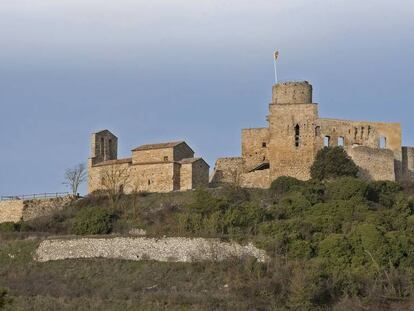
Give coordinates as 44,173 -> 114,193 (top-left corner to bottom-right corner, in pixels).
272,81 -> 312,104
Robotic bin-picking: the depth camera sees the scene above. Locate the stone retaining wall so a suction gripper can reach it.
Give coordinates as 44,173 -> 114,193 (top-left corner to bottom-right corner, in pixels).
0,196 -> 74,223
35,237 -> 269,263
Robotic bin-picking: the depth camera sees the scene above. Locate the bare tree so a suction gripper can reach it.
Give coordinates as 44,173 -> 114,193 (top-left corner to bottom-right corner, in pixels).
63,163 -> 87,196
100,164 -> 131,205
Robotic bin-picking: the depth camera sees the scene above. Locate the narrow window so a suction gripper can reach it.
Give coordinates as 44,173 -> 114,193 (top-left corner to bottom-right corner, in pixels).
262,142 -> 267,148
338,136 -> 345,147
354,127 -> 358,140
361,127 -> 364,139
324,136 -> 331,147
379,136 -> 387,149
295,124 -> 300,147
164,156 -> 168,162
148,179 -> 151,185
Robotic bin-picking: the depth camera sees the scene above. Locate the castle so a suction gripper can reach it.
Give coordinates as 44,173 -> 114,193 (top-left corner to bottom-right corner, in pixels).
211,81 -> 414,188
88,81 -> 414,194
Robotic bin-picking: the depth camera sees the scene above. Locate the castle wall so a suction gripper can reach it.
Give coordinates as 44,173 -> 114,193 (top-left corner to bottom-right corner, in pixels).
210,157 -> 244,186
240,169 -> 270,189
402,147 -> 414,182
318,118 -> 402,153
241,128 -> 269,171
345,146 -> 395,181
268,103 -> 321,182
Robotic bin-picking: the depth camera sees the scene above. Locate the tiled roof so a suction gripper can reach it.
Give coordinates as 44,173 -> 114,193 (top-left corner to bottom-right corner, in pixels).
132,141 -> 185,151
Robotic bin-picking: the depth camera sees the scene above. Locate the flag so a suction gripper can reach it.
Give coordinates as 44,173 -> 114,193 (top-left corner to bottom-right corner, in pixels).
274,50 -> 279,60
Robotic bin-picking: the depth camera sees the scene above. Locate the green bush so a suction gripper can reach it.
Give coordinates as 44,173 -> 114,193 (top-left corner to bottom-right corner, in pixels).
0,222 -> 20,233
365,181 -> 402,208
325,177 -> 368,201
310,147 -> 359,180
0,288 -> 12,309
72,207 -> 114,235
270,176 -> 305,197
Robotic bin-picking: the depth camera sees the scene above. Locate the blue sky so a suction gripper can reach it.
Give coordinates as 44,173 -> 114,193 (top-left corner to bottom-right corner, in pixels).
0,0 -> 413,195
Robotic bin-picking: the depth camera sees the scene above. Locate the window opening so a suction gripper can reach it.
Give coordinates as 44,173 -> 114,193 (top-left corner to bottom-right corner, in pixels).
338,137 -> 345,147
295,124 -> 300,147
324,136 -> 331,147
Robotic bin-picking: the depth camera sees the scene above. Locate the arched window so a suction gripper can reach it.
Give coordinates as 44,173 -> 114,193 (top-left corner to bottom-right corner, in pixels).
338,137 -> 345,147
324,136 -> 331,147
295,124 -> 300,147
379,136 -> 387,149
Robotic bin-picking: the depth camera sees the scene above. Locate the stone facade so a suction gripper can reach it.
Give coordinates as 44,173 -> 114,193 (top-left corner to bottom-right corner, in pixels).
0,196 -> 73,224
88,132 -> 209,193
211,81 -> 414,188
35,237 -> 269,263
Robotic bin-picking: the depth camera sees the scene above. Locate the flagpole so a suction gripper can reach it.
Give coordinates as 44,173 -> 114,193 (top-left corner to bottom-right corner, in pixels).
273,50 -> 279,84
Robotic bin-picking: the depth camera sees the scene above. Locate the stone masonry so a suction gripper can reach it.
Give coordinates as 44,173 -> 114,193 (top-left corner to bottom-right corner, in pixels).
35,237 -> 269,263
0,196 -> 74,224
88,132 -> 210,194
211,81 -> 414,188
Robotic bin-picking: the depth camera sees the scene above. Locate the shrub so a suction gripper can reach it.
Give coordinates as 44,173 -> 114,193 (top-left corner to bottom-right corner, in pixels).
0,288 -> 12,309
310,147 -> 359,180
365,181 -> 402,208
270,176 -> 305,197
0,222 -> 20,233
72,207 -> 114,235
325,177 -> 368,201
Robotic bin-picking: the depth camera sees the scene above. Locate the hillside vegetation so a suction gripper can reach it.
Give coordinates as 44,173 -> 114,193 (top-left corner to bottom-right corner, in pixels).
1,147 -> 414,310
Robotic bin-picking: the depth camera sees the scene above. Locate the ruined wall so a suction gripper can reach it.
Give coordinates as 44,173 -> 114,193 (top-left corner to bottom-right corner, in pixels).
319,118 -> 401,152
0,200 -> 24,223
402,147 -> 414,182
0,197 -> 74,224
240,169 -> 270,189
210,157 -> 244,186
242,128 -> 269,171
346,146 -> 395,181
35,237 -> 269,263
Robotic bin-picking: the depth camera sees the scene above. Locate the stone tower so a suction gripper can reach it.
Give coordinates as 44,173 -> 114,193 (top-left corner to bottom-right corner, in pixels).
268,81 -> 322,180
89,130 -> 118,166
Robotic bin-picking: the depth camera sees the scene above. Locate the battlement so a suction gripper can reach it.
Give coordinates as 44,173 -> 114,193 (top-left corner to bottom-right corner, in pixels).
272,81 -> 312,104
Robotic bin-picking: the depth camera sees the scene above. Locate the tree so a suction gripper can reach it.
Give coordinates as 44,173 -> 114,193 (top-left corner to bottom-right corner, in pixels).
100,164 -> 131,205
310,147 -> 359,180
64,163 -> 87,196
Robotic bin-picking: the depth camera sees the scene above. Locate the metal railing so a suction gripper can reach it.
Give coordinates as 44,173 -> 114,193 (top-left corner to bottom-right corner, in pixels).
0,192 -> 70,201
